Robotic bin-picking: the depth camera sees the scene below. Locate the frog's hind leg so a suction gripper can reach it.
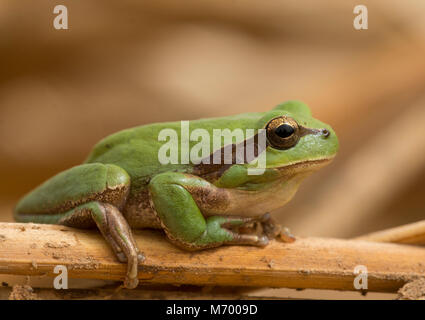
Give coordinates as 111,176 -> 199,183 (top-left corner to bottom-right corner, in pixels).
14,163 -> 143,288
148,172 -> 268,250
58,201 -> 143,288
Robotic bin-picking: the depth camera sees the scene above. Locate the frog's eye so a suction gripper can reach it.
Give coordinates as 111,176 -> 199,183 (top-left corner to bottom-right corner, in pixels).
266,116 -> 300,150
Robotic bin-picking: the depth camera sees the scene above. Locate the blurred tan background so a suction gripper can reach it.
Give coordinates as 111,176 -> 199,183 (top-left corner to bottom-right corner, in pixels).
1,0 -> 425,241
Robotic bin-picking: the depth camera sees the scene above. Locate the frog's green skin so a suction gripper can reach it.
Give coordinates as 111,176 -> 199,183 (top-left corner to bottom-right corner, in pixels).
14,101 -> 338,288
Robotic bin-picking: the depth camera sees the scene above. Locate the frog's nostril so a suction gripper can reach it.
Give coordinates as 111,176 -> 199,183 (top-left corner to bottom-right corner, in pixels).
321,129 -> 330,138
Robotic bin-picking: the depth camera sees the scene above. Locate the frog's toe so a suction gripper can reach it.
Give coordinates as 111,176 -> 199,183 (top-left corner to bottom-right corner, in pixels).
260,213 -> 282,239
263,222 -> 282,239
279,227 -> 296,243
124,276 -> 139,289
256,235 -> 269,247
260,213 -> 271,223
116,251 -> 144,264
137,252 -> 145,263
116,252 -> 127,263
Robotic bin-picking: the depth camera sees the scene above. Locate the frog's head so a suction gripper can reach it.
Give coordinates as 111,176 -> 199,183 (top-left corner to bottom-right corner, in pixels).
256,100 -> 339,174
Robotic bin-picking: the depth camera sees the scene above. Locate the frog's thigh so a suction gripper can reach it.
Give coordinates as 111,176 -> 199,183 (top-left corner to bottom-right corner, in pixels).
148,172 -> 268,250
14,163 -> 131,221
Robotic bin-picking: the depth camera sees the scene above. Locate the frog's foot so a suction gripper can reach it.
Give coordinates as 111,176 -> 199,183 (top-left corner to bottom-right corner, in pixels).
219,216 -> 257,230
224,213 -> 282,239
260,213 -> 296,243
214,216 -> 269,247
260,213 -> 282,239
60,201 -> 143,289
91,202 -> 143,289
227,232 -> 269,247
113,237 -> 144,264
116,252 -> 145,264
175,216 -> 269,250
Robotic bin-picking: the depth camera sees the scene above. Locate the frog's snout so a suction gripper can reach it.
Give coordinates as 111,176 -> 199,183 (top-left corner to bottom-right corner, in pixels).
320,129 -> 330,138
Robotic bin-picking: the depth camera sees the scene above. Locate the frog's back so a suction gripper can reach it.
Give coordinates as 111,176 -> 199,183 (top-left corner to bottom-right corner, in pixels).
85,112 -> 263,187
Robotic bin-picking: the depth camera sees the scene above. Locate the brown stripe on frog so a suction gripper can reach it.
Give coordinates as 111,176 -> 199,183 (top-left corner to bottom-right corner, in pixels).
299,126 -> 329,138
192,133 -> 267,182
191,124 -> 327,182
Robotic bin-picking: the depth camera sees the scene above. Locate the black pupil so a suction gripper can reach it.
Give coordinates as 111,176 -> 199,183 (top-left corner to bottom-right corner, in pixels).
275,124 -> 294,138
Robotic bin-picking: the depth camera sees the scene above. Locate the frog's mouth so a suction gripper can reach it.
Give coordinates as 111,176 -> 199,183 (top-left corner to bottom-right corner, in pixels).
275,157 -> 335,177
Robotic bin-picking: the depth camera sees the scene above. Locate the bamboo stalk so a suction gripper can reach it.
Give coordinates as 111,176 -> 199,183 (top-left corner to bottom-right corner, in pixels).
0,222 -> 424,293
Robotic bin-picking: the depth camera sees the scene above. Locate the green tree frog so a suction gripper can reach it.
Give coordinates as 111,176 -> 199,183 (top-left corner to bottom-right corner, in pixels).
14,101 -> 338,288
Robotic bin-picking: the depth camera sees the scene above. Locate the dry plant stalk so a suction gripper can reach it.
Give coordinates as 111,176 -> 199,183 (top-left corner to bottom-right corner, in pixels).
355,220 -> 425,245
0,222 -> 424,293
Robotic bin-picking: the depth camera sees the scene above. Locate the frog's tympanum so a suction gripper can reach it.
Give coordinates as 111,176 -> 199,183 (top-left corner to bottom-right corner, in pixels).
15,101 -> 338,288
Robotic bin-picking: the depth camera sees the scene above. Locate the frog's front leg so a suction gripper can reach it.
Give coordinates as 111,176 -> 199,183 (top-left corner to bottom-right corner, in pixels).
148,172 -> 269,250
14,163 -> 143,289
